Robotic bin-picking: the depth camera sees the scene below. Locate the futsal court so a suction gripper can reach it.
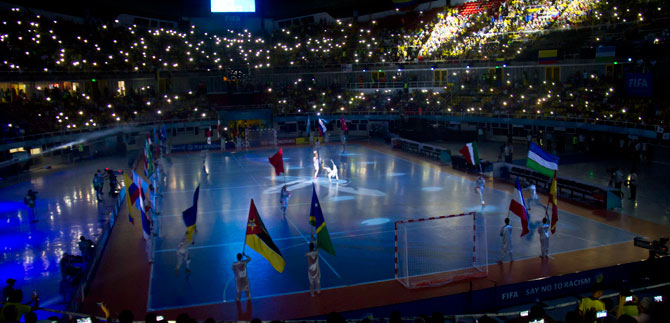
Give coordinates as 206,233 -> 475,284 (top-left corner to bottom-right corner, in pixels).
0,142 -> 652,316
147,143 -> 638,311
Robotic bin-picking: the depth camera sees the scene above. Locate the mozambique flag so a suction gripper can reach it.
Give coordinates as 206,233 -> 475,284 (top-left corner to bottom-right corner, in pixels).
182,185 -> 200,243
549,172 -> 559,234
309,184 -> 336,256
245,199 -> 285,273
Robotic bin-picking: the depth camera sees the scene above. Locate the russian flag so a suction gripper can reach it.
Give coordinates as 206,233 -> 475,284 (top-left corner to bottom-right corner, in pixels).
318,118 -> 328,136
509,178 -> 529,236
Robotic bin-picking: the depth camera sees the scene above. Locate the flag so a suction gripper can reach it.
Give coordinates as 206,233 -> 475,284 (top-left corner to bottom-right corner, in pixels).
160,124 -> 167,141
217,120 -> 222,139
526,142 -> 559,178
132,171 -> 149,214
268,149 -> 285,176
549,172 -> 558,234
538,49 -> 558,65
140,206 -> 151,240
245,199 -> 285,273
182,185 -> 200,243
306,115 -> 311,136
595,46 -> 616,63
459,142 -> 480,166
309,184 -> 336,256
153,127 -> 159,155
509,178 -> 529,236
340,117 -> 348,132
144,139 -> 154,177
318,118 -> 328,136
123,173 -> 138,224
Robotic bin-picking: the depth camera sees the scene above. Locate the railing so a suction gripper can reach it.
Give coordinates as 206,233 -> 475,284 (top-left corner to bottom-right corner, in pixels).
68,184 -> 127,312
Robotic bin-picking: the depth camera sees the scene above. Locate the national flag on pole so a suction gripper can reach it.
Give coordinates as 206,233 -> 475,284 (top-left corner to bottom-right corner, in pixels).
123,173 -> 138,224
140,206 -> 151,240
318,118 -> 328,136
509,178 -> 529,236
549,172 -> 558,234
306,115 -> 311,136
144,140 -> 154,177
160,124 -> 167,141
153,127 -> 159,155
309,184 -> 336,256
340,117 -> 348,132
268,149 -> 285,176
459,142 -> 480,166
182,185 -> 200,243
245,199 -> 285,273
526,142 -> 559,178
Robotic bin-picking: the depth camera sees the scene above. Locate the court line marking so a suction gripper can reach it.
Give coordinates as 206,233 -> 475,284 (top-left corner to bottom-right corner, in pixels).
149,238 -> 633,311
155,226 -> 393,253
230,152 -> 343,280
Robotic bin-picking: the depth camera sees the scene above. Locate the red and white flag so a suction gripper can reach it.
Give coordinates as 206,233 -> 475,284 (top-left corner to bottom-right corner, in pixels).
509,178 -> 529,236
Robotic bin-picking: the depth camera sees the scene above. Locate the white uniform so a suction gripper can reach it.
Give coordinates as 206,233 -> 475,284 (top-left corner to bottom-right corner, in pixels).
499,224 -> 513,262
305,250 -> 321,296
476,177 -> 486,205
538,223 -> 550,257
313,155 -> 320,178
175,236 -> 191,273
329,161 -> 339,182
526,184 -> 539,210
280,188 -> 290,216
232,256 -> 251,301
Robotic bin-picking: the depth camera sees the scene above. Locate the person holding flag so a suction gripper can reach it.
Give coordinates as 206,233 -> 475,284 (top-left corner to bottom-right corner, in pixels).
182,185 -> 200,244
547,172 -> 559,235
307,184 -> 335,295
175,233 -> 191,275
305,242 -> 321,297
237,199 -> 285,301
232,253 -> 251,301
538,217 -> 550,258
498,218 -> 513,263
280,185 -> 290,217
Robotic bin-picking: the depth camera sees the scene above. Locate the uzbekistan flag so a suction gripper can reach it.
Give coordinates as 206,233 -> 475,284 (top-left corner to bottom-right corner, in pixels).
309,184 -> 336,256
526,142 -> 559,178
317,118 -> 328,136
509,178 -> 529,236
182,185 -> 200,243
245,199 -> 285,273
459,142 -> 480,166
549,172 -> 558,234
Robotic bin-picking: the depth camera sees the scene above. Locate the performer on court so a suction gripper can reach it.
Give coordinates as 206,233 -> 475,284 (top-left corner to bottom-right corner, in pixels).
175,234 -> 191,275
538,218 -> 550,258
525,182 -> 540,211
498,218 -> 513,263
322,160 -> 339,182
305,242 -> 321,296
475,175 -> 486,206
201,150 -> 208,176
233,253 -> 252,301
280,185 -> 291,216
313,150 -> 320,179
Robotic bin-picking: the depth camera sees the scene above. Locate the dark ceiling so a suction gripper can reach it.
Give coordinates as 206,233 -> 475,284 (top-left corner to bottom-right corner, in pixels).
7,0 -> 433,20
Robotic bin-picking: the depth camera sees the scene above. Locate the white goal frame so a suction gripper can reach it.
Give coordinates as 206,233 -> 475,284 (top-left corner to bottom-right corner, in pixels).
394,211 -> 488,288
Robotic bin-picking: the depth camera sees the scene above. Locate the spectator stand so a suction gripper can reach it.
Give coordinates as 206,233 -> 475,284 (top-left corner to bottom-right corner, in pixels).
391,137 -> 452,164
493,162 -> 610,207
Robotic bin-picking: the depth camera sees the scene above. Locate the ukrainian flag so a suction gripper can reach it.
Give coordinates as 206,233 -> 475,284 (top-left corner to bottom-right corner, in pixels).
182,185 -> 200,243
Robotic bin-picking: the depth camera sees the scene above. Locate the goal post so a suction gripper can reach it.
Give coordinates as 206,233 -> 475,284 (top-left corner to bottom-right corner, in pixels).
244,128 -> 277,148
394,211 -> 488,288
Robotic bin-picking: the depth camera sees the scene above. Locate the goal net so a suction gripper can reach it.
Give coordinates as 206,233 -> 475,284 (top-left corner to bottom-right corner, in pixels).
245,128 -> 277,148
395,212 -> 488,288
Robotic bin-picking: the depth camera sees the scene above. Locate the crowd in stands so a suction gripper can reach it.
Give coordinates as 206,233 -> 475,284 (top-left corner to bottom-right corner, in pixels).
0,0 -> 667,73
0,0 -> 668,137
